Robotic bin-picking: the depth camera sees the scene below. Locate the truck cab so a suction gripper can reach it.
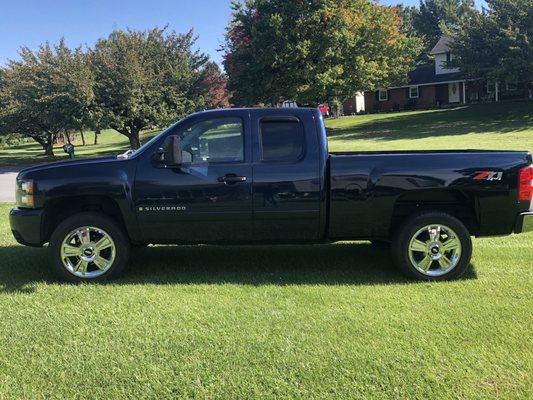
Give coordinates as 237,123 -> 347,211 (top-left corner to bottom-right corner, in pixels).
133,108 -> 327,243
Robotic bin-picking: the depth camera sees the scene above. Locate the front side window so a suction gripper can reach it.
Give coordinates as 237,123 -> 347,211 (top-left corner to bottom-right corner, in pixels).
260,119 -> 304,162
179,117 -> 244,163
409,86 -> 419,99
378,90 -> 388,101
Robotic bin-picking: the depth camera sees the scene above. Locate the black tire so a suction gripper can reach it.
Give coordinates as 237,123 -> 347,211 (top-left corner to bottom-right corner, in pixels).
49,212 -> 130,283
392,212 -> 472,281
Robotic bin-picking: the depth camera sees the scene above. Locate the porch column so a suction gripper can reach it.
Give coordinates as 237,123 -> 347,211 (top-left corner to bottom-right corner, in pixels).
462,81 -> 466,104
495,82 -> 499,102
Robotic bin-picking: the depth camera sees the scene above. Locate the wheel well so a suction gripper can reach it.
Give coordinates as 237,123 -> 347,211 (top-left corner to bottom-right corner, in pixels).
390,189 -> 479,236
42,196 -> 127,243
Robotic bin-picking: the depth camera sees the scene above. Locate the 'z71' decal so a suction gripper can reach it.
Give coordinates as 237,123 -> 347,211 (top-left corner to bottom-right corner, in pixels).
473,171 -> 503,181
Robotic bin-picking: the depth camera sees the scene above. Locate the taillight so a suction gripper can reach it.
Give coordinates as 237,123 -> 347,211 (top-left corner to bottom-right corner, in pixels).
518,165 -> 533,201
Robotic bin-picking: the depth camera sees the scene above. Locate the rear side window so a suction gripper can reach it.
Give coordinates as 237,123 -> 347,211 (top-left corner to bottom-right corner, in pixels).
260,119 -> 304,162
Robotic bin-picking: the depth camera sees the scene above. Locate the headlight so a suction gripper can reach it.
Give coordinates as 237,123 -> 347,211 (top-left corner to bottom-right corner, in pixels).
21,180 -> 34,194
17,179 -> 35,208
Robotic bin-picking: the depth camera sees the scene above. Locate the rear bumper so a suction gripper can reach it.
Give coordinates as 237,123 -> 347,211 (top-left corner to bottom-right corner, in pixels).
9,208 -> 44,247
515,211 -> 533,234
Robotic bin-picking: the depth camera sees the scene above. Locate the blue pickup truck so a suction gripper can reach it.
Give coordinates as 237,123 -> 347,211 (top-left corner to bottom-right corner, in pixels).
9,108 -> 533,282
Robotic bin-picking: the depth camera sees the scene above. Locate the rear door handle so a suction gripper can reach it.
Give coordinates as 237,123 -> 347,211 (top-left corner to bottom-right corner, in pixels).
218,174 -> 247,184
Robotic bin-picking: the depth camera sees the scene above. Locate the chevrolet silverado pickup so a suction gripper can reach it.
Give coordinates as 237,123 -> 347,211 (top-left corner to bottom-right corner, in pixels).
9,108 -> 533,282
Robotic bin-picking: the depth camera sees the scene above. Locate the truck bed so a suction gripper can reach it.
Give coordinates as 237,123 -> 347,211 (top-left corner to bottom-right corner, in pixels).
327,149 -> 532,239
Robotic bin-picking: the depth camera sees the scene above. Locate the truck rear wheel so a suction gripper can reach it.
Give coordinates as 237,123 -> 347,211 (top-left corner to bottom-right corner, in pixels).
49,212 -> 130,282
392,212 -> 472,281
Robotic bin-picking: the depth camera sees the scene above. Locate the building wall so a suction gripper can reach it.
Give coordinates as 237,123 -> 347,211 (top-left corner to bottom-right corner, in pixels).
355,92 -> 365,113
364,85 -> 438,112
357,81 -> 530,114
342,98 -> 358,115
342,92 -> 365,115
435,53 -> 460,75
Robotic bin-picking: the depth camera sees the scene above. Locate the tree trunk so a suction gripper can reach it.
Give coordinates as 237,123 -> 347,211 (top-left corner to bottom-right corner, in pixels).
31,135 -> 55,157
94,128 -> 100,145
66,132 -> 72,145
44,142 -> 54,157
79,129 -> 86,146
118,127 -> 141,149
128,130 -> 141,149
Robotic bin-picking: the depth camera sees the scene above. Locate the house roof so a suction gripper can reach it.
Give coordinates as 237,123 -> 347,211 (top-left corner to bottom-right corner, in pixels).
430,35 -> 454,55
407,64 -> 465,86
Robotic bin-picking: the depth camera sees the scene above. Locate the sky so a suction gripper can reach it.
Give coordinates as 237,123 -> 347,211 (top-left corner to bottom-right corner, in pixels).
0,0 -> 485,68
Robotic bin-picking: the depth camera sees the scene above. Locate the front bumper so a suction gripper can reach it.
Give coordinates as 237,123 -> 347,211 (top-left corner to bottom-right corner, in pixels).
515,211 -> 533,234
9,207 -> 44,247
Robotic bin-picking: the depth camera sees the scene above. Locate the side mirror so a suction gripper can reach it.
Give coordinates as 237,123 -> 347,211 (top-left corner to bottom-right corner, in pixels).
155,136 -> 192,166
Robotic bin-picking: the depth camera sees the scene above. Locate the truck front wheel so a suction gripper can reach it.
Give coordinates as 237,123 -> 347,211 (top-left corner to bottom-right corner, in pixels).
392,212 -> 472,281
49,212 -> 130,282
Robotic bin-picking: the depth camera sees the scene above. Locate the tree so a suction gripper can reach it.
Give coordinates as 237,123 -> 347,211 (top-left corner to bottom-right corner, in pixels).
411,0 -> 475,58
86,104 -> 108,145
394,4 -> 418,36
0,69 -> 7,138
452,0 -> 533,85
91,27 -> 209,149
223,0 -> 421,107
54,44 -> 95,147
0,41 -> 93,156
198,62 -> 231,108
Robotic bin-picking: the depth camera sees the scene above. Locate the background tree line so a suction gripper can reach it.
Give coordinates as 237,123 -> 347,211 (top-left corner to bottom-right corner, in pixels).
398,0 -> 532,86
0,28 -> 229,156
224,0 -> 531,109
1,0 -> 530,156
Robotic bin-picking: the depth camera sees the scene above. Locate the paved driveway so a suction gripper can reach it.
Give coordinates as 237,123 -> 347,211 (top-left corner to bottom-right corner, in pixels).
0,166 -> 26,203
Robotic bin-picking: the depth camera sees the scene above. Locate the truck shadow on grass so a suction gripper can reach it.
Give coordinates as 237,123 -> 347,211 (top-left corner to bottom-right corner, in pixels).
0,242 -> 477,293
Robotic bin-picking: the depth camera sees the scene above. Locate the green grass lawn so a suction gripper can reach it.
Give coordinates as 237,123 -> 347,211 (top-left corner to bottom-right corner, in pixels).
0,102 -> 532,398
1,102 -> 532,166
0,204 -> 531,398
327,101 -> 533,153
0,129 -> 159,167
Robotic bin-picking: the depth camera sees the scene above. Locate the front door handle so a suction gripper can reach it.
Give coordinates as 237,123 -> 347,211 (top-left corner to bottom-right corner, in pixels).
218,174 -> 247,184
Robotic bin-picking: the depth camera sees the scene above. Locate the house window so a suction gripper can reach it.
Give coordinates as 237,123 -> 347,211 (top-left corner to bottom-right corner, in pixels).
378,90 -> 388,101
409,86 -> 419,99
446,52 -> 451,63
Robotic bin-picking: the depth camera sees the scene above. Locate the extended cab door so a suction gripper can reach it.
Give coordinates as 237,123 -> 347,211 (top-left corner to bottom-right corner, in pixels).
133,109 -> 253,243
251,110 -> 322,241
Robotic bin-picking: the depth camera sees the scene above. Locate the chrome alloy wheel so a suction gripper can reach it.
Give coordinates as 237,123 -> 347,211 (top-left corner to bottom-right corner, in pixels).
408,224 -> 462,277
60,226 -> 116,278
